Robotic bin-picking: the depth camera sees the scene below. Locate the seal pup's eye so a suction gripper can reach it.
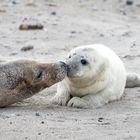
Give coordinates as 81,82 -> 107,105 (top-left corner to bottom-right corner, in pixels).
81,59 -> 88,65
68,55 -> 71,58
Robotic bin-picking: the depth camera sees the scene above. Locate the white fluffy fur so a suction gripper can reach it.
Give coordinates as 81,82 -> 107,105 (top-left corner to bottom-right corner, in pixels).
51,44 -> 140,108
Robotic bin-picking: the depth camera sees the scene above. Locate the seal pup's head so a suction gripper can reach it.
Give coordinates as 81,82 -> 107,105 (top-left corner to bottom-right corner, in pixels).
65,45 -> 107,86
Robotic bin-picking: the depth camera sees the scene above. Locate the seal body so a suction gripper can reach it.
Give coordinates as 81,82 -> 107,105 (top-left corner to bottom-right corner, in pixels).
52,44 -> 127,108
0,60 -> 67,107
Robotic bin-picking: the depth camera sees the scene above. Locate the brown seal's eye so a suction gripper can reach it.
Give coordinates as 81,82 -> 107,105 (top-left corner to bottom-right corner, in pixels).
81,59 -> 88,65
36,70 -> 43,80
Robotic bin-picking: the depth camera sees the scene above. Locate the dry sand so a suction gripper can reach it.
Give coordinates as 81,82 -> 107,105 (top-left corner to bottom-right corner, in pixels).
0,0 -> 140,139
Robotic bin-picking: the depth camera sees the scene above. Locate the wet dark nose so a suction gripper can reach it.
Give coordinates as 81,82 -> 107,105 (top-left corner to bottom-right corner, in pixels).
59,61 -> 68,70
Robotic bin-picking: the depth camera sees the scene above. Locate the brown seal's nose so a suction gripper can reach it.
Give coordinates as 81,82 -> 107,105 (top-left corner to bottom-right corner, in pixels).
59,61 -> 68,71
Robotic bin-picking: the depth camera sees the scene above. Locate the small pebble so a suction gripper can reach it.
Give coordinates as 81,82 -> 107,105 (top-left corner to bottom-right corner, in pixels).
98,117 -> 104,122
0,9 -> 6,13
35,112 -> 40,116
12,1 -> 17,4
126,0 -> 133,5
99,34 -> 104,37
21,45 -> 34,52
131,43 -> 136,48
51,11 -> 56,15
71,31 -> 76,34
38,133 -> 41,135
19,24 -> 44,30
10,52 -> 18,56
41,121 -> 44,124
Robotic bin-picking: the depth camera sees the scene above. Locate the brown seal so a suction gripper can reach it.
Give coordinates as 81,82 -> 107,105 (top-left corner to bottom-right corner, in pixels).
0,60 -> 67,107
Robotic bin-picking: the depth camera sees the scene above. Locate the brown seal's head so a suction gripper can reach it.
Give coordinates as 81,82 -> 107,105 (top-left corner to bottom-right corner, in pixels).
0,60 -> 67,107
16,60 -> 67,89
0,60 -> 67,90
28,61 -> 68,88
0,60 -> 68,107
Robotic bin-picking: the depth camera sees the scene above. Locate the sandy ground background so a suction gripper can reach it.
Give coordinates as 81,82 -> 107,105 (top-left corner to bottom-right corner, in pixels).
0,0 -> 140,139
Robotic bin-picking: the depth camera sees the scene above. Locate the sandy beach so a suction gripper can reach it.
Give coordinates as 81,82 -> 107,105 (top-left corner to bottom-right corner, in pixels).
0,0 -> 140,139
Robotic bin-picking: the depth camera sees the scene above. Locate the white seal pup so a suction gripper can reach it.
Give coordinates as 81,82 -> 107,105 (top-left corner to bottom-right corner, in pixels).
51,44 -> 140,108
